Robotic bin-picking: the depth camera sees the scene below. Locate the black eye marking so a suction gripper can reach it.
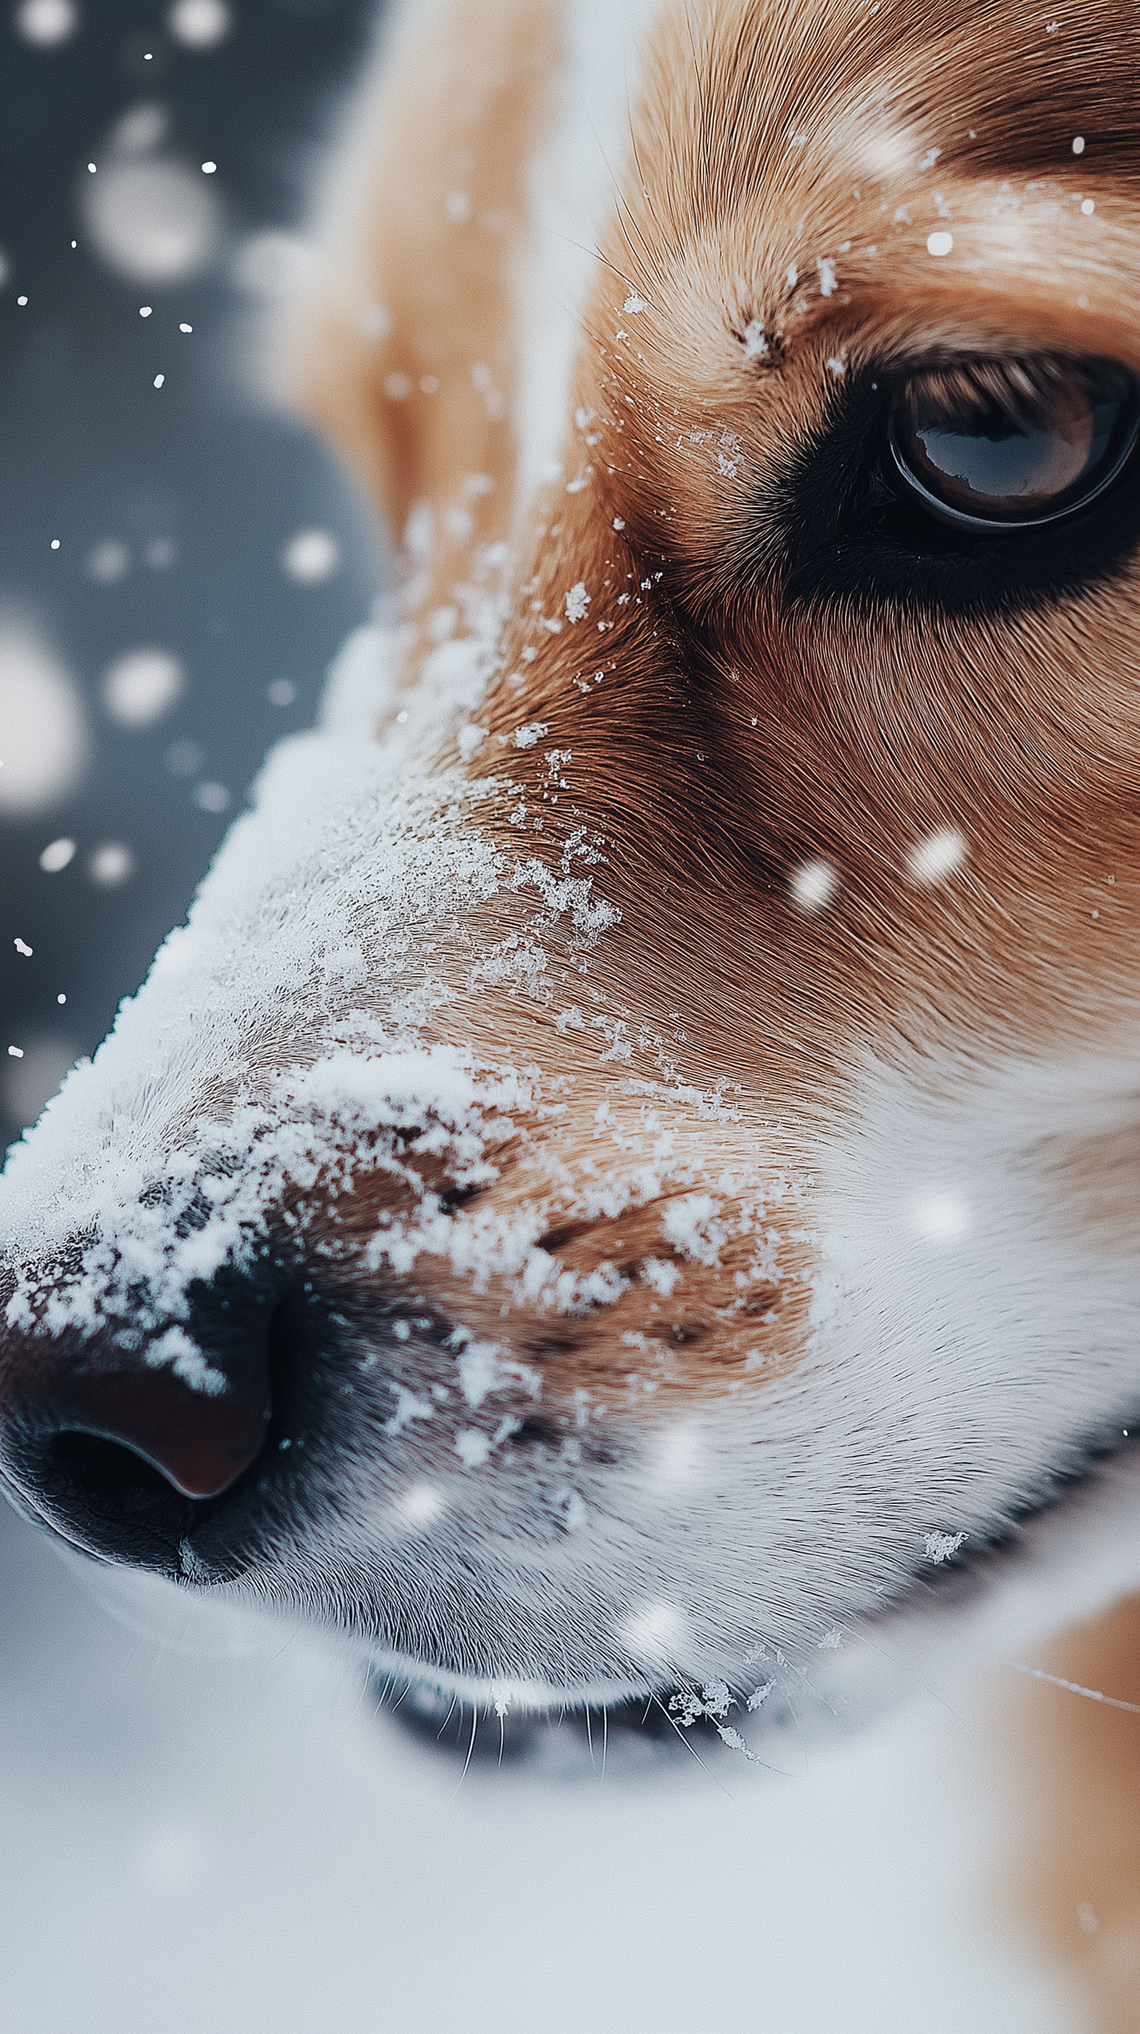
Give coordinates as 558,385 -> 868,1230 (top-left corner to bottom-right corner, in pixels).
767,353 -> 1140,617
886,357 -> 1139,533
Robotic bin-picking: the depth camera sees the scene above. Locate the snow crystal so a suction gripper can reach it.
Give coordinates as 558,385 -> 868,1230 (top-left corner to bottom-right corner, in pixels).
622,291 -> 647,314
454,1429 -> 493,1469
168,0 -> 231,49
909,1190 -> 970,1242
0,612 -> 88,816
83,156 -> 219,285
661,1193 -> 725,1265
102,649 -> 183,728
455,1337 -> 506,1409
14,0 -> 77,46
39,837 -> 75,874
89,842 -> 134,886
385,1387 -> 435,1436
742,319 -> 767,360
564,582 -> 590,623
923,1530 -> 966,1565
86,540 -> 130,585
146,1325 -> 226,1396
906,828 -> 966,884
281,530 -> 340,585
926,231 -> 954,258
790,860 -> 836,911
192,782 -> 230,814
716,1725 -> 762,1762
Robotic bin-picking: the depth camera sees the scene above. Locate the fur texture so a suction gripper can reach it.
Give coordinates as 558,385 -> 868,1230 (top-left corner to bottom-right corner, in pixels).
3,15 -> 1140,1963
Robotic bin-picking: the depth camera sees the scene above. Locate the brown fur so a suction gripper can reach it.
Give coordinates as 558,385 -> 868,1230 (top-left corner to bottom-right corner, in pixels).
287,0 -> 1140,2011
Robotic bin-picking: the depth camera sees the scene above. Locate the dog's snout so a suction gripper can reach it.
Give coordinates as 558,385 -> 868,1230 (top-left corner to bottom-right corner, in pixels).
0,1266 -> 277,1570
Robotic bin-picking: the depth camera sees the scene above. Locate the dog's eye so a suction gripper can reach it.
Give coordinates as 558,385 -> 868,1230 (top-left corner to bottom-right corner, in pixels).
886,357 -> 1139,531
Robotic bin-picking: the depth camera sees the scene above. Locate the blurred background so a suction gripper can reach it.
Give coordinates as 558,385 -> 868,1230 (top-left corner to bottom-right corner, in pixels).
0,7 -> 1084,2029
0,0 -> 380,1146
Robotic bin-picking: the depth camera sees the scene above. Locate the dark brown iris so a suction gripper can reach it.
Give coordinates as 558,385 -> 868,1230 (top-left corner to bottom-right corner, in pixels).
888,356 -> 1139,530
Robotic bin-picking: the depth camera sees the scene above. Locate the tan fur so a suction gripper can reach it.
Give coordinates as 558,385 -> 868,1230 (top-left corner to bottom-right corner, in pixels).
286,0 -> 561,657
996,1598 -> 1140,2032
285,0 -> 1140,1406
283,0 -> 1140,2006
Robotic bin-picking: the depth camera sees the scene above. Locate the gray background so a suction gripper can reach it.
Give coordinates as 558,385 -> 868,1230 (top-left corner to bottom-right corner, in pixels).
0,0 -> 381,1145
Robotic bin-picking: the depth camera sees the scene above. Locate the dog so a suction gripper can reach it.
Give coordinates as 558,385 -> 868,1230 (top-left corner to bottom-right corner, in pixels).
2,0 -> 1140,2012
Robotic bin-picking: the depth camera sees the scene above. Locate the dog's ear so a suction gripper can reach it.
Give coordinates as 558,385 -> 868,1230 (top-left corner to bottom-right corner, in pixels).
277,0 -> 559,600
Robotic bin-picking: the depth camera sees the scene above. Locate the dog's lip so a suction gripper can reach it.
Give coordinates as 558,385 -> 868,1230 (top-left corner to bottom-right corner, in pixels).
365,1646 -> 658,1715
866,1427 -> 1140,1628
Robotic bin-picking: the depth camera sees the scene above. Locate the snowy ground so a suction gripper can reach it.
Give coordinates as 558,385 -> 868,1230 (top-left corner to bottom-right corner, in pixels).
0,1502 -> 1082,2034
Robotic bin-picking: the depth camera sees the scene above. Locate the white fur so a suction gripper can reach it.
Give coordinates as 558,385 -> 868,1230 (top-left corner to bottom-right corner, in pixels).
512,0 -> 667,511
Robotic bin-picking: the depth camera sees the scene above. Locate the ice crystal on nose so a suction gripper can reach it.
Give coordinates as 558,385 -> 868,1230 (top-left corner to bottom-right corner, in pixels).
146,1325 -> 226,1396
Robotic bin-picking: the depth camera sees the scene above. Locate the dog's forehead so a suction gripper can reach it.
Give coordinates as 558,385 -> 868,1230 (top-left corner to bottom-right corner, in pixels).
668,0 -> 1137,187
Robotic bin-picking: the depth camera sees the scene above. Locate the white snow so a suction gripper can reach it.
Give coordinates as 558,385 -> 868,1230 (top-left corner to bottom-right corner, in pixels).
280,529 -> 341,584
924,1531 -> 967,1565
146,1325 -> 227,1397
906,827 -> 967,883
0,610 -> 88,816
102,649 -> 183,728
0,1502 -> 1084,2034
790,859 -> 837,910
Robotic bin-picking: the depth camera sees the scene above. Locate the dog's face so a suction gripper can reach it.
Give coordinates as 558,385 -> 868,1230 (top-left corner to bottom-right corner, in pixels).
1,0 -> 1139,1718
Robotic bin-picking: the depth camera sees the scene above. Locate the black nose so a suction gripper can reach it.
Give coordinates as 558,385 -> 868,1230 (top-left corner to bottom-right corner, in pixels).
0,1264 -> 276,1573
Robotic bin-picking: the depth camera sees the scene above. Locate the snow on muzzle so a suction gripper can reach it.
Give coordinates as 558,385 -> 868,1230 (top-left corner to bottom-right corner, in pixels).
0,1043 -> 542,1582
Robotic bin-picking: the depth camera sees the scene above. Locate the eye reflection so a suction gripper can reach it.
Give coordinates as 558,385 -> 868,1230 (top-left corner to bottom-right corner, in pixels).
887,356 -> 1139,531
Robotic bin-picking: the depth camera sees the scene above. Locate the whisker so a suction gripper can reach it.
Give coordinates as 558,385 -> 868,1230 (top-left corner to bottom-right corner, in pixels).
1002,1658 -> 1140,1715
649,1693 -> 737,1800
451,1702 -> 481,1797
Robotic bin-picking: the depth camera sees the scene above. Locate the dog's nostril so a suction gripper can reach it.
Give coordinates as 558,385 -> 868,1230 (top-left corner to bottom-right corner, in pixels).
0,1265 -> 278,1567
41,1359 -> 271,1501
